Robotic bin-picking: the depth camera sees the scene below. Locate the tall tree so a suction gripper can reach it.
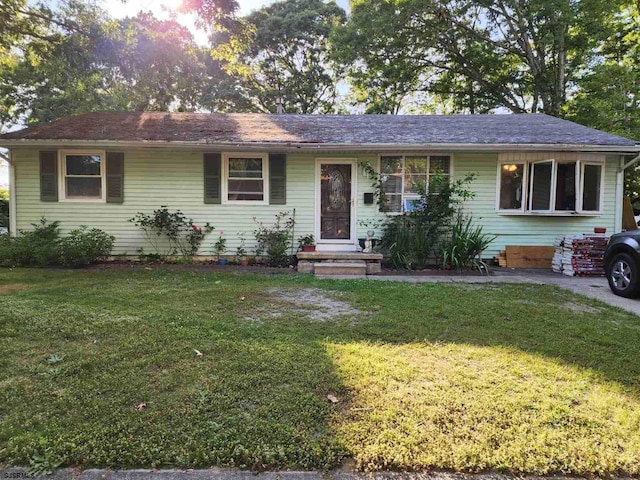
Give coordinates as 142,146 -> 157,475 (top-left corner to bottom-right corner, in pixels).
333,0 -> 625,115
0,2 -> 208,129
206,0 -> 347,113
564,3 -> 640,199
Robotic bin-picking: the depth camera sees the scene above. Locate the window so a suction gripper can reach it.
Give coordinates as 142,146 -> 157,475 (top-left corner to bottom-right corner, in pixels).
498,157 -> 603,214
499,163 -> 524,210
60,151 -> 105,201
380,155 -> 451,213
224,154 -> 268,203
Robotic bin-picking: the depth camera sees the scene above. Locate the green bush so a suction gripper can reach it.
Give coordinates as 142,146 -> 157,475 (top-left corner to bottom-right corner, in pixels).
0,219 -> 61,267
380,174 -> 476,270
0,188 -> 8,229
254,212 -> 295,267
129,206 -> 213,258
58,226 -> 115,267
0,219 -> 114,268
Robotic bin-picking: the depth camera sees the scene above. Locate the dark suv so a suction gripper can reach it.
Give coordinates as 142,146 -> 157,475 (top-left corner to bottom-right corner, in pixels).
604,230 -> 640,298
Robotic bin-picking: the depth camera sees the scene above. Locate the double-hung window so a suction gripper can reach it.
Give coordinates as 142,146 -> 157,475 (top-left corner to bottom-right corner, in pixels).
223,153 -> 268,204
60,151 -> 105,201
380,155 -> 451,213
498,155 -> 604,214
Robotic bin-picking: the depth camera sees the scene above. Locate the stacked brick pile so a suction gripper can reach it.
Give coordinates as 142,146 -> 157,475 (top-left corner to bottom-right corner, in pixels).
552,234 -> 609,276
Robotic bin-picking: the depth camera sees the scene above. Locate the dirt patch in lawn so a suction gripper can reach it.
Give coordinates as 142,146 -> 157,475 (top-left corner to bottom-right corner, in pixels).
246,287 -> 366,323
562,301 -> 603,314
0,284 -> 28,294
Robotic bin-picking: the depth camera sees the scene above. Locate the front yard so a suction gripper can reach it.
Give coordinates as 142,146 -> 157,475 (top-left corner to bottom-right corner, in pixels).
1,268 -> 640,475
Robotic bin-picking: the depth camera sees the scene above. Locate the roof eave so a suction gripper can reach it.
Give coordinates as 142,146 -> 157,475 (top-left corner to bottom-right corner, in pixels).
1,139 -> 639,153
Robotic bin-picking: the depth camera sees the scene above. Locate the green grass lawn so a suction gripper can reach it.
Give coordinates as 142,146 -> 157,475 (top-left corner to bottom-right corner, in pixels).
1,268 -> 640,475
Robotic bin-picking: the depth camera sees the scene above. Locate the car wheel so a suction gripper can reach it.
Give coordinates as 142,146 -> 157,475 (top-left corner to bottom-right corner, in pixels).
607,252 -> 640,298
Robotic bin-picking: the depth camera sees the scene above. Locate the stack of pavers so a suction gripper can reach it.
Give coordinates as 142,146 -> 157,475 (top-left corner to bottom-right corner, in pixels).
552,234 -> 609,276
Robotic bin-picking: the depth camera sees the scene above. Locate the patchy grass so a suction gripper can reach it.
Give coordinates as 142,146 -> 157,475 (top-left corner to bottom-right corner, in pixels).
0,268 -> 640,474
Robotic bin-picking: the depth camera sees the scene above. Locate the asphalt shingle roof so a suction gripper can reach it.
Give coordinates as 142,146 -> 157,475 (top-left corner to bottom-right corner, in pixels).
1,112 -> 638,148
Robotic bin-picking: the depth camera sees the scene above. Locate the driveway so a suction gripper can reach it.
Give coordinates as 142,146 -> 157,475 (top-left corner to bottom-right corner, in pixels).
368,270 -> 640,316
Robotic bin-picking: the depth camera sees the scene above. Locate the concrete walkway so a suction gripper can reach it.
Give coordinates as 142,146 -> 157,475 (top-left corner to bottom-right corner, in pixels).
324,270 -> 640,316
2,469 -> 634,480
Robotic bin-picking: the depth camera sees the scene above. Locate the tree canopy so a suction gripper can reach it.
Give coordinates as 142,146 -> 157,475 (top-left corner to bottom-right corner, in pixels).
0,0 -> 638,148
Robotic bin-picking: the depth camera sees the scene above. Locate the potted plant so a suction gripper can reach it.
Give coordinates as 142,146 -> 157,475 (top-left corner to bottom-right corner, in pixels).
214,231 -> 227,265
235,232 -> 249,266
298,234 -> 316,252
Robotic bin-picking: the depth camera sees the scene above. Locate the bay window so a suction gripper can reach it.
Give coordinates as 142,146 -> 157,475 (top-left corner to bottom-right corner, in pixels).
498,156 -> 604,214
380,155 -> 451,213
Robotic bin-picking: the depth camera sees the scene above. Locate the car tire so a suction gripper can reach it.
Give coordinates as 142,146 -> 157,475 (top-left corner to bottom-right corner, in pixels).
607,252 -> 640,298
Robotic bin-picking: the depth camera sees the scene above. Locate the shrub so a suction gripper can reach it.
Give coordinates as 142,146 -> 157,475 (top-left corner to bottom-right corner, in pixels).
0,188 -> 8,229
129,206 -> 213,257
58,226 -> 115,267
0,219 -> 114,268
0,219 -> 61,267
380,174 -> 476,270
441,213 -> 496,272
254,212 -> 295,267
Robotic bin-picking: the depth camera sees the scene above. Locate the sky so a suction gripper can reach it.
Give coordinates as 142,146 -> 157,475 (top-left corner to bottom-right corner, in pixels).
100,0 -> 350,45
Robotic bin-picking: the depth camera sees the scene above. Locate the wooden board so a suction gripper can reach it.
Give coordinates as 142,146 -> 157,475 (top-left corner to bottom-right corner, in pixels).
506,246 -> 555,268
623,196 -> 638,231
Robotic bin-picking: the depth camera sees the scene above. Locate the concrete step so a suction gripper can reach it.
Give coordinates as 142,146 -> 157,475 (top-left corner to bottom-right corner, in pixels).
314,261 -> 367,276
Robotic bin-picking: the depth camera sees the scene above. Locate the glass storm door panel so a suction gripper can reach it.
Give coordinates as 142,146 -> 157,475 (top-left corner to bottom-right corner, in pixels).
320,163 -> 352,240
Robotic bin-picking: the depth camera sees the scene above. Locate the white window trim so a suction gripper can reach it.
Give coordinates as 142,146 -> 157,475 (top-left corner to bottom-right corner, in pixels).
58,150 -> 106,203
222,152 -> 269,205
496,156 -> 605,216
377,153 -> 454,214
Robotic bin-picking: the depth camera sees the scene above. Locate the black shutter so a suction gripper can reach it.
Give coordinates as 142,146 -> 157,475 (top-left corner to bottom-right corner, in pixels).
269,153 -> 286,205
39,151 -> 58,202
204,153 -> 222,204
106,152 -> 124,203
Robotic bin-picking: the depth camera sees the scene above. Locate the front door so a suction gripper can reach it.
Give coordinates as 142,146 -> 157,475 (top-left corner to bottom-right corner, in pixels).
316,160 -> 355,247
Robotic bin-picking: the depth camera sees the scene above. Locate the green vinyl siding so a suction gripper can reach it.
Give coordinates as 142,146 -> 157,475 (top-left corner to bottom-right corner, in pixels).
12,148 -> 315,256
11,148 -> 621,258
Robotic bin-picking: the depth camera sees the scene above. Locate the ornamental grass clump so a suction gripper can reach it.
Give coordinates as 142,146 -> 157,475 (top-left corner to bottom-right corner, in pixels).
441,212 -> 497,272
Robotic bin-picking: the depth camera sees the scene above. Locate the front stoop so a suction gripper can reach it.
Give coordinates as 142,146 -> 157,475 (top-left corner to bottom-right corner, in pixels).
314,261 -> 367,277
297,251 -> 383,277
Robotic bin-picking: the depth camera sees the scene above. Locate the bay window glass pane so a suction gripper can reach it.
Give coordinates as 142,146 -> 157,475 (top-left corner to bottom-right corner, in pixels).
66,177 -> 101,198
66,155 -> 101,175
429,156 -> 451,174
530,162 -> 553,210
229,158 -> 263,178
405,157 -> 428,174
555,162 -> 576,211
499,163 -> 524,210
582,164 -> 602,211
228,179 -> 264,201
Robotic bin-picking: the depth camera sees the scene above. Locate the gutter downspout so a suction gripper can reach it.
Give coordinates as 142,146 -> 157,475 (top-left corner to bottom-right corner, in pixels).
616,153 -> 640,233
6,150 -> 17,236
